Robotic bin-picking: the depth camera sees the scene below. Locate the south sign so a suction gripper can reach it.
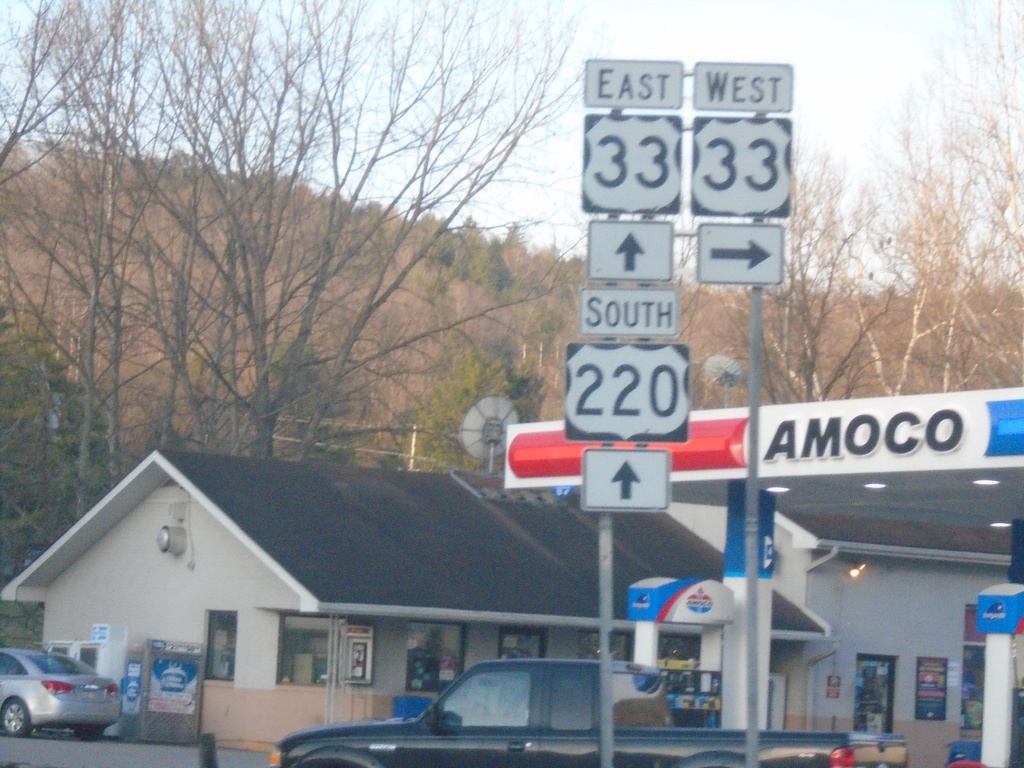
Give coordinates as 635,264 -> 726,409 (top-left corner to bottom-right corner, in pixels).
578,287 -> 680,338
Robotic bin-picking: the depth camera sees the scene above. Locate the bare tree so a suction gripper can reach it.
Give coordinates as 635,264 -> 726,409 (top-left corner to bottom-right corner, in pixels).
134,0 -> 577,457
937,0 -> 1024,386
0,0 -> 87,185
865,86 -> 1016,396
687,142 -> 887,406
2,0 -> 169,513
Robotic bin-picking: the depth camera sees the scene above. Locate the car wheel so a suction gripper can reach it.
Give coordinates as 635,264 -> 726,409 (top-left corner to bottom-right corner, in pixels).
74,725 -> 105,741
1,698 -> 31,737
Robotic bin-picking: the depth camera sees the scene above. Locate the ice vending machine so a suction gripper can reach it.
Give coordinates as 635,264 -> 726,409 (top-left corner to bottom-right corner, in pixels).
118,638 -> 205,744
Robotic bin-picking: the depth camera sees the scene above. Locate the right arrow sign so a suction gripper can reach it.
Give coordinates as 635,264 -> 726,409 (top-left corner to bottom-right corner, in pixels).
697,223 -> 784,286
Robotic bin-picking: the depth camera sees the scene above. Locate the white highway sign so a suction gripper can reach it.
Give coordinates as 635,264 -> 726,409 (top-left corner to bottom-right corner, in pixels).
698,223 -> 784,286
588,221 -> 674,283
585,60 -> 684,110
691,117 -> 791,218
581,448 -> 671,512
564,342 -> 690,443
578,287 -> 679,338
693,63 -> 793,113
583,114 -> 682,215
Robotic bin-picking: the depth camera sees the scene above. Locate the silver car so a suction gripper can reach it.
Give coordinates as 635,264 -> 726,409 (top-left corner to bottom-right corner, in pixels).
0,647 -> 120,740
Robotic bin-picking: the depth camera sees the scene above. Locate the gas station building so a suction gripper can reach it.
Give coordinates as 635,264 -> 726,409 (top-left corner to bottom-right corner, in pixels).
2,387 -> 1022,766
506,386 -> 1024,767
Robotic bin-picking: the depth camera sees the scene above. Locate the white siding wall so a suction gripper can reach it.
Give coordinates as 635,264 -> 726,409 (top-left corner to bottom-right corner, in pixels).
42,485 -> 304,690
804,556 -> 1003,727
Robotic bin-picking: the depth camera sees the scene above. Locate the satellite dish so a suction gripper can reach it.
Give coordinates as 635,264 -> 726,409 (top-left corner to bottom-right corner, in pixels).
703,355 -> 743,406
460,395 -> 519,473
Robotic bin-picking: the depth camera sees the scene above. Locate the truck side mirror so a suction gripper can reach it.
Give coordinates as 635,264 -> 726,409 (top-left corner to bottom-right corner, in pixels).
426,705 -> 462,734
440,711 -> 462,732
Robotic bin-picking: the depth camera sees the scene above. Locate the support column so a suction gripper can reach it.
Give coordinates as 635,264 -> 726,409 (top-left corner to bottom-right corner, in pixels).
721,574 -> 750,729
982,633 -> 1015,768
634,621 -> 659,666
721,480 -> 775,730
700,625 -> 724,671
977,583 -> 1024,768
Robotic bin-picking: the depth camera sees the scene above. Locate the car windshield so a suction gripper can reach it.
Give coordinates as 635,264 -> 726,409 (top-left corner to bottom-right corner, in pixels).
25,652 -> 96,675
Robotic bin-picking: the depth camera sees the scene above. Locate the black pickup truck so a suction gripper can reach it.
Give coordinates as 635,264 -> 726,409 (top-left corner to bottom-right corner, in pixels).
269,658 -> 909,768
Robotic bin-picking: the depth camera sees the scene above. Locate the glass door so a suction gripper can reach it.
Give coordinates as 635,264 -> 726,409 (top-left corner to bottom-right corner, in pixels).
854,654 -> 896,732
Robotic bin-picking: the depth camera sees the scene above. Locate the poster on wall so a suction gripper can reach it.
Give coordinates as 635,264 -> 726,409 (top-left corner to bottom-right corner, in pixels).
148,657 -> 199,714
826,675 -> 841,699
915,656 -> 948,721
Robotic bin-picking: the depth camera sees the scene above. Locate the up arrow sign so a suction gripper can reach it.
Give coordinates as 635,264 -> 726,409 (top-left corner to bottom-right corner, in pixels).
588,221 -> 674,283
611,461 -> 641,499
581,448 -> 671,512
616,233 -> 645,272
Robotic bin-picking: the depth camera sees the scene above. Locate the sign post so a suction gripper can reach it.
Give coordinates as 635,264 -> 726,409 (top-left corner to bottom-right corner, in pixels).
580,58 -> 688,768
691,59 -> 792,768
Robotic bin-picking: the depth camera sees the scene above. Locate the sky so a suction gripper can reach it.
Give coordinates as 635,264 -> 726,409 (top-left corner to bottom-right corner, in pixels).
498,0 -> 961,248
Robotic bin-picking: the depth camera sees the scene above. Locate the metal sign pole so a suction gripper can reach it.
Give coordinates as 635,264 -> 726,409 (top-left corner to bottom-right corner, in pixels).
599,510 -> 614,768
744,286 -> 763,768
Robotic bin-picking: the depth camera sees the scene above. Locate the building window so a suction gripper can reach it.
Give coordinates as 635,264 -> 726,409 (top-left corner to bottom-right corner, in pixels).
206,611 -> 237,681
498,627 -> 546,659
279,615 -> 330,685
577,630 -> 632,660
406,622 -> 464,693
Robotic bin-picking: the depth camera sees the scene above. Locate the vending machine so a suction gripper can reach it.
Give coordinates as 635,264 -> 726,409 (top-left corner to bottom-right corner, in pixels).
118,638 -> 204,744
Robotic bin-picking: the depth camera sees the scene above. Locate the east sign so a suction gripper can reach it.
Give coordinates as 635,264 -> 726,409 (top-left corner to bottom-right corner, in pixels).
584,59 -> 684,110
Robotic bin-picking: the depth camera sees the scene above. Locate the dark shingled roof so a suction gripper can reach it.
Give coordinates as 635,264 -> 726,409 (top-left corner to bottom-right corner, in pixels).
161,452 -> 822,634
784,510 -> 1011,556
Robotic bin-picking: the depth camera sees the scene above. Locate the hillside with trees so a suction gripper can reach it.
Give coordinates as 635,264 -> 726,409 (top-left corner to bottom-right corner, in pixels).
2,0 -> 1024,603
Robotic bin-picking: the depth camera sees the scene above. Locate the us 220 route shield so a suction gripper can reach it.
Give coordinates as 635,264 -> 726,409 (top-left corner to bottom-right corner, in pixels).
564,342 -> 690,443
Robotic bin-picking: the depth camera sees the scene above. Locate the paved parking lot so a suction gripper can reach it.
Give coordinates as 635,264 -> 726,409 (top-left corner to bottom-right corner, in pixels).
0,732 -> 269,768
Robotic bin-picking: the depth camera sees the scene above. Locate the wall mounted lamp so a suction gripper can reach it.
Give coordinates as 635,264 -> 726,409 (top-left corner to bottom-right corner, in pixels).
157,525 -> 187,556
